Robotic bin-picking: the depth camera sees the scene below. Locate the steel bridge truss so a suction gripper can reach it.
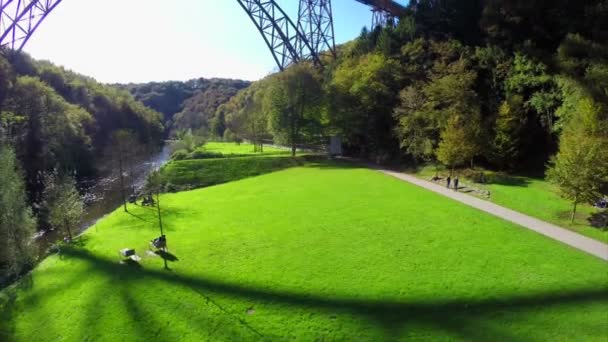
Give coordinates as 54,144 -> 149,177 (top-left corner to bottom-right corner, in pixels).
355,0 -> 404,28
237,0 -> 332,71
0,0 -> 61,51
296,0 -> 335,61
371,8 -> 395,28
0,0 -> 401,71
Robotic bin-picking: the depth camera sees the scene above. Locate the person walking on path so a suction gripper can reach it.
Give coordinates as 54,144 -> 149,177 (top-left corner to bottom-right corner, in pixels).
454,176 -> 459,191
446,175 -> 451,189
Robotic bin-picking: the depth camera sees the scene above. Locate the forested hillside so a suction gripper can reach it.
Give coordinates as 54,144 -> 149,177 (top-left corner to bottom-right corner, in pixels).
0,53 -> 164,195
214,0 -> 607,173
0,53 -> 164,282
119,78 -> 250,134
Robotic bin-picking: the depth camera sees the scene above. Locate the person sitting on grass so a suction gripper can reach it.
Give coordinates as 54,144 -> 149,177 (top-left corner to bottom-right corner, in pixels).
142,194 -> 155,206
151,235 -> 167,250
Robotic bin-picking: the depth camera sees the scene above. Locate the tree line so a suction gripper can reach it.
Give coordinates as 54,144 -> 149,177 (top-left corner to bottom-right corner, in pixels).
205,0 -> 608,218
118,78 -> 250,136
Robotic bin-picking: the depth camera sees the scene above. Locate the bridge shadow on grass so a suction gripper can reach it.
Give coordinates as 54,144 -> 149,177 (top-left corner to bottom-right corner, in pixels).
304,160 -> 363,171
4,246 -> 601,340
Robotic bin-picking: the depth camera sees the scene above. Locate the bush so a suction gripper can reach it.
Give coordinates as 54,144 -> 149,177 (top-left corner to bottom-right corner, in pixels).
588,211 -> 608,230
171,149 -> 189,161
461,169 -> 487,183
187,151 -> 226,159
223,129 -> 235,142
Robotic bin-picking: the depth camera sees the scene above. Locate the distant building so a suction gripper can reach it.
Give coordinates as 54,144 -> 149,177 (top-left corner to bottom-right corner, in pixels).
330,136 -> 342,156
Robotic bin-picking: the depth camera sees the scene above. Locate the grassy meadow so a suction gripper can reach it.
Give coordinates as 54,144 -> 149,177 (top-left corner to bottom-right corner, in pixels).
1,161 -> 607,341
161,155 -> 309,191
162,142 -> 307,191
198,142 -> 289,156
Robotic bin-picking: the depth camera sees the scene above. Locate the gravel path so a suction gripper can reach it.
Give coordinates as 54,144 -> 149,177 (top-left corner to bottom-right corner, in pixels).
379,169 -> 608,261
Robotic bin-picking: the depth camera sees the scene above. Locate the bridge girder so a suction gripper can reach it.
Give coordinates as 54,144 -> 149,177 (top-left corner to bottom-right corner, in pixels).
237,0 -> 323,71
0,0 -> 62,51
355,0 -> 405,28
0,0 -> 398,71
371,8 -> 394,28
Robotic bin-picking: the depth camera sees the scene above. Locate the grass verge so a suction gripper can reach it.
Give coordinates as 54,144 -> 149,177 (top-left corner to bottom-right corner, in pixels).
414,164 -> 608,242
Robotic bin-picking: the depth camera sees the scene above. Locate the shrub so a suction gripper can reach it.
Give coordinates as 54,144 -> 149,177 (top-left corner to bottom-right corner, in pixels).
171,149 -> 189,161
187,151 -> 226,159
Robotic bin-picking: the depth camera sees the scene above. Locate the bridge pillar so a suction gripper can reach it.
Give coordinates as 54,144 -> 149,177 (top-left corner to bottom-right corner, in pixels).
296,0 -> 335,61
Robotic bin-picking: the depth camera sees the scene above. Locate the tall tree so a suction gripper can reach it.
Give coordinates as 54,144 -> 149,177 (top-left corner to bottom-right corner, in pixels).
267,63 -> 323,156
329,53 -> 400,157
547,97 -> 608,223
436,116 -> 478,172
0,143 -> 36,280
42,172 -> 84,241
145,170 -> 165,237
108,130 -> 139,212
492,95 -> 528,169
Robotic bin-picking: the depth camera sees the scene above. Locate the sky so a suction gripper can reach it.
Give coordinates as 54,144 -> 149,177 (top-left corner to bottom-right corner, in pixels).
22,0 -> 396,83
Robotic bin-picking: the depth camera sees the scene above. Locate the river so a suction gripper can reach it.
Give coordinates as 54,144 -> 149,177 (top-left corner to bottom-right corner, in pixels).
33,144 -> 172,256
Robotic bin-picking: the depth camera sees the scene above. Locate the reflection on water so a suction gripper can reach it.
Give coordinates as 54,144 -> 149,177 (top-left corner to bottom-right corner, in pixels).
34,144 -> 172,256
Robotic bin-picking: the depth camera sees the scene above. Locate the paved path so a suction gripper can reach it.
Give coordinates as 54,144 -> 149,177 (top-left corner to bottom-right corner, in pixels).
378,169 -> 608,261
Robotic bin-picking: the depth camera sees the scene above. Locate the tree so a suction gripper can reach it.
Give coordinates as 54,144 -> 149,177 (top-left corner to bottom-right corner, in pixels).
492,95 -> 527,169
547,99 -> 608,223
0,143 -> 36,280
505,54 -> 561,138
267,63 -> 323,156
393,86 -> 435,162
145,170 -> 165,237
6,76 -> 93,202
108,130 -> 138,212
42,171 -> 84,241
548,133 -> 607,223
329,53 -> 400,157
436,116 -> 478,172
173,129 -> 205,153
0,57 -> 13,113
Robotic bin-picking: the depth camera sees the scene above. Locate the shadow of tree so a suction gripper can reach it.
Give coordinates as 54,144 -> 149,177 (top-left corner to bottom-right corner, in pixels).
123,205 -> 183,233
588,210 -> 608,230
485,173 -> 532,187
11,246 -> 601,341
154,250 -> 179,262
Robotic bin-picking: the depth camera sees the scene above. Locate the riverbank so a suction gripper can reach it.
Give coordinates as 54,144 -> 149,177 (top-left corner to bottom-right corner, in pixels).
32,145 -> 172,258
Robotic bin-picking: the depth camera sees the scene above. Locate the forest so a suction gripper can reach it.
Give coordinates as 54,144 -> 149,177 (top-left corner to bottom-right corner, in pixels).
209,0 -> 606,170
198,0 -> 607,203
0,53 -> 164,283
118,78 -> 250,135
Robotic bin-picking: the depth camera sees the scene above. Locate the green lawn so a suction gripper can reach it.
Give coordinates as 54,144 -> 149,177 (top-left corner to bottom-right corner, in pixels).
2,161 -> 607,341
415,165 -> 608,242
161,155 -> 309,191
194,142 -> 289,158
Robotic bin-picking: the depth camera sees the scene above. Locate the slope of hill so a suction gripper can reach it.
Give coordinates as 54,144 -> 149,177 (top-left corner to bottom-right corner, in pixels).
118,78 -> 250,134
